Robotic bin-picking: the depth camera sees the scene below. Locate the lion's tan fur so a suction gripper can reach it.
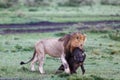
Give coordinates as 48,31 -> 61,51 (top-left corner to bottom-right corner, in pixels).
35,38 -> 64,57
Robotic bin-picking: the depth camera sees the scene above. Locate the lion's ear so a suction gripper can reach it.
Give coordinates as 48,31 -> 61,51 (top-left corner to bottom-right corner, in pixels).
83,34 -> 87,43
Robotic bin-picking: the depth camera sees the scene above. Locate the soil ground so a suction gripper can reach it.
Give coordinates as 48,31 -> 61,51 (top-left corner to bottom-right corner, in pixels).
0,20 -> 119,34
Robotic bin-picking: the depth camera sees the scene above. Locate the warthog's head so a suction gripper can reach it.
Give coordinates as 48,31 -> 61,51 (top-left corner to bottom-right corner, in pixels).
72,47 -> 86,63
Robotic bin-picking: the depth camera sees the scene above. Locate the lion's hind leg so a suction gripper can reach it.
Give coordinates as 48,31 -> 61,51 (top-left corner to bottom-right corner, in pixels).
36,47 -> 45,74
38,53 -> 45,74
30,54 -> 38,71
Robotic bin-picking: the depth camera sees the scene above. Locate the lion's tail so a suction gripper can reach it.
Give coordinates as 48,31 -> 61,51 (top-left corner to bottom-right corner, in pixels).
20,50 -> 36,65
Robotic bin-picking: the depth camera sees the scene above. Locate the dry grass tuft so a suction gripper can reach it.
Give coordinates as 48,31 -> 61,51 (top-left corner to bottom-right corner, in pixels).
92,49 -> 101,55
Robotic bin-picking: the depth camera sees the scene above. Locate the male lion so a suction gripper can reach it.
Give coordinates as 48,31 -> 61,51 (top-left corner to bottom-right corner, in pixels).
20,32 -> 86,74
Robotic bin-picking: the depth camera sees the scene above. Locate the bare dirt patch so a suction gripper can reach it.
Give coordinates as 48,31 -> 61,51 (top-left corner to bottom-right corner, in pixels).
0,20 -> 119,34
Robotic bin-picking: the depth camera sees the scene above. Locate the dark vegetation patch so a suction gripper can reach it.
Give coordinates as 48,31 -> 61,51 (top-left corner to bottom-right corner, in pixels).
14,44 -> 22,51
90,75 -> 112,80
13,37 -> 20,40
99,43 -> 102,46
100,34 -> 109,38
12,44 -> 33,52
0,0 -> 120,8
101,56 -> 108,59
67,75 -> 94,80
105,48 -> 120,55
108,30 -> 120,41
114,62 -> 119,65
2,28 -> 63,34
101,0 -> 120,6
1,67 -> 8,72
110,49 -> 120,55
28,8 -> 38,12
57,73 -> 70,78
108,44 -> 113,47
22,46 -> 34,52
18,67 -> 30,72
66,74 -> 112,80
4,41 -> 10,45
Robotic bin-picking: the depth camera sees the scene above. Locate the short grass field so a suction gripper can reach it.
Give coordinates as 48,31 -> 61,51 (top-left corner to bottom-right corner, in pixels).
0,30 -> 120,80
0,5 -> 120,24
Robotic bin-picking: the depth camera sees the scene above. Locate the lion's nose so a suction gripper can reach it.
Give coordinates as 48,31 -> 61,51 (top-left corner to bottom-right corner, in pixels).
81,44 -> 83,46
79,46 -> 82,49
79,44 -> 83,49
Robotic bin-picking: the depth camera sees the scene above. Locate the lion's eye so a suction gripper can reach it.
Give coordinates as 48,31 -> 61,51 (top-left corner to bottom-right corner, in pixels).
76,37 -> 79,39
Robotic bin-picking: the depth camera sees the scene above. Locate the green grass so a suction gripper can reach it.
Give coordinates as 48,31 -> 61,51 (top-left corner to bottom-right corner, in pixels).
0,30 -> 120,80
0,5 -> 120,24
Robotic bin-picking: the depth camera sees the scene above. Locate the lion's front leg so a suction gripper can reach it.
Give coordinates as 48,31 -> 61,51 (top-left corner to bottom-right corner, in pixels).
61,55 -> 70,74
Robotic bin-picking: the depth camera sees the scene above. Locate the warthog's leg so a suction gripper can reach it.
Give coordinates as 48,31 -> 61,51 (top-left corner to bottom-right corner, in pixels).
58,65 -> 64,71
81,64 -> 85,75
55,65 -> 64,74
81,53 -> 86,75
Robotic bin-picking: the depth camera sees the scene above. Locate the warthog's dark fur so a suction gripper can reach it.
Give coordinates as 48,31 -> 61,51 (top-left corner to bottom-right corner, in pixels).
56,47 -> 86,74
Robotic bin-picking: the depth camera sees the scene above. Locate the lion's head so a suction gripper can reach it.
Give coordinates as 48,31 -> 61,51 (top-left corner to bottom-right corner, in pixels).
59,32 -> 86,53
